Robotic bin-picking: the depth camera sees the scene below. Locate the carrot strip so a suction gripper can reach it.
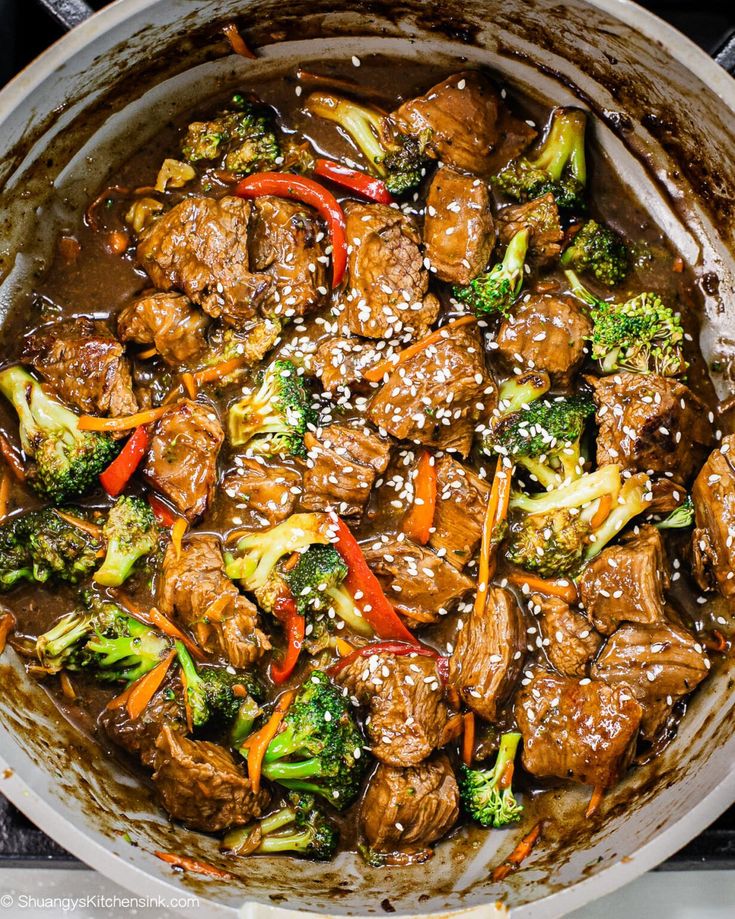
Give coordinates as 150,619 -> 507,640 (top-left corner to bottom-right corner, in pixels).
154,850 -> 236,880
241,690 -> 296,794
475,461 -> 513,615
180,372 -> 198,399
363,315 -> 477,382
193,357 -> 247,386
0,612 -> 16,654
222,22 -> 257,59
171,518 -> 188,560
462,712 -> 475,767
402,450 -> 438,545
335,637 -> 355,657
0,473 -> 10,524
55,511 -> 103,540
0,433 -> 25,482
148,607 -> 206,662
59,672 -> 76,700
125,650 -> 176,720
499,760 -> 515,790
203,594 -> 232,623
586,784 -> 605,818
136,346 -> 158,360
506,570 -> 578,605
78,406 -> 170,432
491,821 -> 543,882
590,493 -> 613,530
441,713 -> 464,744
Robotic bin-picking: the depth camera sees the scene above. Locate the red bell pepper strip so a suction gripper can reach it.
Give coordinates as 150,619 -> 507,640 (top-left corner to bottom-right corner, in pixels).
147,494 -> 178,527
99,425 -> 150,497
330,515 -> 419,644
270,594 -> 305,685
313,158 -> 393,204
235,172 -> 347,286
328,639 -> 444,677
402,449 -> 438,545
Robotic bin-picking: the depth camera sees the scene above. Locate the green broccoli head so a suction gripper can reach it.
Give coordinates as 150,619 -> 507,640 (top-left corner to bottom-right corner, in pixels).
560,219 -> 630,287
0,366 -> 119,503
505,506 -> 589,578
283,544 -> 348,616
175,640 -> 260,729
380,131 -> 432,194
94,496 -> 159,588
453,228 -> 530,316
493,107 -> 587,212
459,732 -> 523,828
228,359 -> 316,457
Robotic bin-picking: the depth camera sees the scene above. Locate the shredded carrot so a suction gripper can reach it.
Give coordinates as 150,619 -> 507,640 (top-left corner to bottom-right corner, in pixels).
586,784 -> 605,818
149,607 -> 206,662
55,510 -> 103,540
402,450 -> 438,544
241,690 -> 296,794
499,760 -> 515,790
222,22 -> 257,59
363,315 -> 477,382
162,383 -> 184,405
703,629 -> 728,653
180,372 -> 198,399
154,850 -> 236,879
462,712 -> 475,766
105,230 -> 130,256
78,405 -> 170,432
672,256 -> 684,273
335,637 -> 355,657
0,612 -> 16,654
475,461 -> 514,615
106,682 -> 134,710
203,593 -> 232,623
171,518 -> 188,561
232,683 -> 248,698
125,651 -> 176,720
506,570 -> 578,605
282,551 -> 301,572
0,473 -> 9,523
59,672 -> 76,701
491,821 -> 543,882
590,493 -> 613,530
441,713 -> 464,744
136,346 -> 158,360
193,356 -> 247,386
0,433 -> 25,481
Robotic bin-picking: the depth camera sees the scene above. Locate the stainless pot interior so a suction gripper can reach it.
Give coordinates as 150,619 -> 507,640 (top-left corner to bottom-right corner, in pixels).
0,1 -> 734,916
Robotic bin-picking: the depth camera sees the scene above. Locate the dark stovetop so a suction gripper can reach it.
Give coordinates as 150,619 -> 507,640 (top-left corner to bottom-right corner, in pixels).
0,0 -> 734,872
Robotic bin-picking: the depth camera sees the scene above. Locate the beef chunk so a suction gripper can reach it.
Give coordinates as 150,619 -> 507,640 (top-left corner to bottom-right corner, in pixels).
158,535 -> 270,667
497,193 -> 564,266
423,167 -> 494,284
219,457 -> 301,528
335,652 -> 449,767
342,201 -> 437,340
691,437 -> 735,602
152,726 -> 269,832
649,477 -> 688,516
495,293 -> 592,389
367,321 -> 494,456
390,71 -> 518,175
23,318 -> 137,416
448,587 -> 525,721
360,755 -> 459,862
531,594 -> 601,678
429,454 -> 491,568
117,291 -> 209,366
592,622 -> 709,740
589,372 -> 713,483
312,336 -> 385,393
515,671 -> 642,786
248,195 -> 327,319
137,196 -> 272,327
302,422 -> 391,517
578,525 -> 669,636
361,535 -> 473,626
143,399 -> 223,520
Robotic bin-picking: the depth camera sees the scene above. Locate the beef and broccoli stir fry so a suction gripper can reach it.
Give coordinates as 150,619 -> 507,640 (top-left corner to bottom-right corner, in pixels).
0,58 -> 730,872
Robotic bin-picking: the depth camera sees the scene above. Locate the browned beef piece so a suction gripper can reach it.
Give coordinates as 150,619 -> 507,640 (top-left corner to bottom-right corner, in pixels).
361,535 -> 473,626
497,193 -> 564,265
429,454 -> 491,568
152,726 -> 270,832
143,399 -> 223,520
137,196 -> 272,327
312,336 -> 385,393
588,373 -> 713,483
649,477 -> 688,515
302,422 -> 391,517
485,105 -> 538,173
448,586 -> 525,721
342,201 -> 437,340
158,535 -> 270,667
219,457 -> 302,528
248,196 -> 327,319
691,437 -> 735,602
423,167 -> 494,284
206,318 -> 282,370
335,652 -> 449,766
495,293 -> 592,388
23,318 -> 138,416
515,671 -> 642,786
367,322 -> 495,457
531,593 -> 602,678
592,622 -> 709,740
389,71 -> 527,175
360,754 -> 459,863
578,525 -> 670,636
117,291 -> 209,366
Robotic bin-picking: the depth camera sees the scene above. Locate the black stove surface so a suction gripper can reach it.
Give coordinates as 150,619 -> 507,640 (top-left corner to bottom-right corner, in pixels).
0,0 -> 734,871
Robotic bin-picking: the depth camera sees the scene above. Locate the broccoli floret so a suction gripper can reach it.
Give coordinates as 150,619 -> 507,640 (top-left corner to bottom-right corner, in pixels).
0,366 -> 119,503
459,732 -> 523,828
496,371 -> 551,416
242,670 -> 367,810
228,359 -> 315,457
222,792 -> 338,861
175,641 -> 260,731
560,219 -> 630,287
94,496 -> 159,588
493,107 -> 587,212
36,599 -> 171,683
0,508 -> 101,590
655,495 -> 694,530
305,92 -> 431,195
565,270 -> 687,377
182,95 -> 280,174
506,465 -> 651,577
453,228 -> 529,316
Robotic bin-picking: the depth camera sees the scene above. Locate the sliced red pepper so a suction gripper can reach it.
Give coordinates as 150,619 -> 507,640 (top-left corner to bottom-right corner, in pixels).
328,639 -> 443,677
402,449 -> 438,545
99,425 -> 150,497
147,493 -> 178,527
313,159 -> 393,204
270,594 -> 305,684
235,172 -> 347,286
330,515 -> 419,644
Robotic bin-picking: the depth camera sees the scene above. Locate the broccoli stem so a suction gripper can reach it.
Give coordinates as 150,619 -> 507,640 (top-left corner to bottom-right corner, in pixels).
564,269 -> 603,309
503,227 -> 530,279
497,372 -> 551,416
306,93 -> 387,174
231,696 -> 261,747
39,613 -> 92,663
532,108 -> 587,184
256,829 -> 314,854
511,464 -> 621,515
324,586 -> 374,637
260,756 -> 323,781
584,473 -> 650,561
259,806 -> 298,835
494,731 -> 521,779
